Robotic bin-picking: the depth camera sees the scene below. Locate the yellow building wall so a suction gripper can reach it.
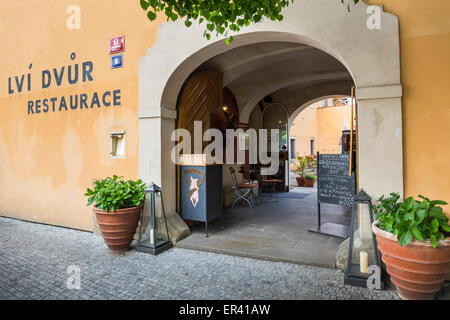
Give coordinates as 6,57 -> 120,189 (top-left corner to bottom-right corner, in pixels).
371,0 -> 450,209
316,106 -> 351,154
290,105 -> 318,157
0,0 -> 164,230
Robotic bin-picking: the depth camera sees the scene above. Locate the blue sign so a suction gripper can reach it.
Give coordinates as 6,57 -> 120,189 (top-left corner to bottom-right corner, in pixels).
111,54 -> 123,69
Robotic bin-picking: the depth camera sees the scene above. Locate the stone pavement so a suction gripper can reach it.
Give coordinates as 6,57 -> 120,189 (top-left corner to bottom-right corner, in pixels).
0,216 -> 406,300
178,187 -> 350,268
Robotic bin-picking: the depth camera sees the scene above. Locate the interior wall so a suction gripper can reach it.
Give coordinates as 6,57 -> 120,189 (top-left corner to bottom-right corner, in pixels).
263,103 -> 289,152
248,106 -> 263,131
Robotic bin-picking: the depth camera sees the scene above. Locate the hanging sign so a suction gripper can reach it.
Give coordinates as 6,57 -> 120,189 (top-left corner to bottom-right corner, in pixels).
109,36 -> 125,55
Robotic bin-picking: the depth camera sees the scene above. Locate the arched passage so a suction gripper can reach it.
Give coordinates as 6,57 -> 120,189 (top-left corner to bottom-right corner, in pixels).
139,0 -> 403,225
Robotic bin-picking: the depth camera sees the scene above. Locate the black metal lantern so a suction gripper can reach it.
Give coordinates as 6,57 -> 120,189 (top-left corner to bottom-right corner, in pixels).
136,183 -> 173,255
344,189 -> 384,288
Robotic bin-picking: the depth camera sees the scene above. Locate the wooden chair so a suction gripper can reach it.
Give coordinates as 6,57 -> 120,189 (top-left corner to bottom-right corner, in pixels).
229,167 -> 257,210
239,164 -> 252,183
259,176 -> 283,202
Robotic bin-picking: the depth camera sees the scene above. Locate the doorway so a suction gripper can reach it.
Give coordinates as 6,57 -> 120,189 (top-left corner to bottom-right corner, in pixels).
177,96 -> 355,268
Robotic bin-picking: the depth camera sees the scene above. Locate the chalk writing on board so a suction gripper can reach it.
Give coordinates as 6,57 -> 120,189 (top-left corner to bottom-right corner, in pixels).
318,154 -> 356,207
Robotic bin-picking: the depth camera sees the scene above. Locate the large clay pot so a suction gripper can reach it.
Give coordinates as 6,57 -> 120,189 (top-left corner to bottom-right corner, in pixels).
94,206 -> 142,252
305,178 -> 315,188
296,177 -> 306,187
372,221 -> 450,300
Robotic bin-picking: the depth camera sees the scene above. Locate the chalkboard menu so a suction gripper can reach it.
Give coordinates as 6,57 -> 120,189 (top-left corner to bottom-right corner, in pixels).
318,154 -> 356,207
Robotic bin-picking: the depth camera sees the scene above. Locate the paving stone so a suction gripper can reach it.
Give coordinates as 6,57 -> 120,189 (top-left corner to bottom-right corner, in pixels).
0,216 -> 401,300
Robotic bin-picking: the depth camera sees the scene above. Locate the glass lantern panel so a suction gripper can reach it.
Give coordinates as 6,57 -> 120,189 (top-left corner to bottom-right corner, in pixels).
154,192 -> 170,246
137,195 -> 153,248
350,203 -> 376,276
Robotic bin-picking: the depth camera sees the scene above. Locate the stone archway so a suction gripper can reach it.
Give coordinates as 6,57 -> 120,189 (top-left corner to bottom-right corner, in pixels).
138,0 -> 403,223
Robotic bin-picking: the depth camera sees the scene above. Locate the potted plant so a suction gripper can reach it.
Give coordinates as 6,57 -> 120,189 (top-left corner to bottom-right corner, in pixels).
85,175 -> 147,252
372,193 -> 450,300
304,174 -> 317,188
293,155 -> 312,187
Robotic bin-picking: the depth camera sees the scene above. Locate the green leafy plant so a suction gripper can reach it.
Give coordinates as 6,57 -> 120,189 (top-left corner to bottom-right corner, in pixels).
140,0 -> 360,43
292,155 -> 313,178
374,194 -> 450,248
373,192 -> 401,222
85,175 -> 147,212
305,174 -> 317,181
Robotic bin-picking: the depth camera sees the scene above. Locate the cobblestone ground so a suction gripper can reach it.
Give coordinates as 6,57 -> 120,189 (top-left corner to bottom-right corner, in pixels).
0,217 -> 405,300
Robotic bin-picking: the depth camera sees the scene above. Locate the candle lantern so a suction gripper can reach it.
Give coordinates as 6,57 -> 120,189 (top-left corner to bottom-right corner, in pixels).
136,183 -> 172,255
344,189 -> 384,288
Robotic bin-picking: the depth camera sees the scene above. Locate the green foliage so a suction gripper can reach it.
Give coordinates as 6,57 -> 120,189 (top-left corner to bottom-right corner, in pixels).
341,0 -> 360,12
373,192 -> 401,222
305,174 -> 317,181
374,193 -> 450,248
140,0 -> 361,43
292,155 -> 313,178
85,175 -> 147,212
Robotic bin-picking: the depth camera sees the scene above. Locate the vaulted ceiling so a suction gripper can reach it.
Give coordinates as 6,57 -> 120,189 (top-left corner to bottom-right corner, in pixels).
195,41 -> 354,122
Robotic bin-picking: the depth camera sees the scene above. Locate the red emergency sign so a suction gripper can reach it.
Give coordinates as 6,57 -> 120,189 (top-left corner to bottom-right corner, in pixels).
109,36 -> 125,54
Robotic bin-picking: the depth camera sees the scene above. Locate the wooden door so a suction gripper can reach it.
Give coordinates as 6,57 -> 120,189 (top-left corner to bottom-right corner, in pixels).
176,70 -> 223,213
177,70 -> 223,146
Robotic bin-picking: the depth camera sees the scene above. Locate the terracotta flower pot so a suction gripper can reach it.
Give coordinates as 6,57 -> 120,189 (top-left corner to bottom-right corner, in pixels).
372,221 -> 450,300
305,178 -> 315,188
94,206 -> 142,253
296,177 -> 306,187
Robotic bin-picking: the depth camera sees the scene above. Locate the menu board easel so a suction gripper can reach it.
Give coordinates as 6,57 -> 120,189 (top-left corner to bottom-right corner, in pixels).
308,152 -> 356,239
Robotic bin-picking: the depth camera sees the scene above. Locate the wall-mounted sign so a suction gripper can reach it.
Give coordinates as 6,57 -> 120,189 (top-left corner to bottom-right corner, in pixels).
111,55 -> 123,69
7,52 -> 123,115
109,36 -> 125,55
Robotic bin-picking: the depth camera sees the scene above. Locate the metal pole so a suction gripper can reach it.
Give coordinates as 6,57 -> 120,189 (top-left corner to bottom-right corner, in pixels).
354,94 -> 360,191
349,87 -> 355,176
151,191 -> 156,247
317,151 -> 321,229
